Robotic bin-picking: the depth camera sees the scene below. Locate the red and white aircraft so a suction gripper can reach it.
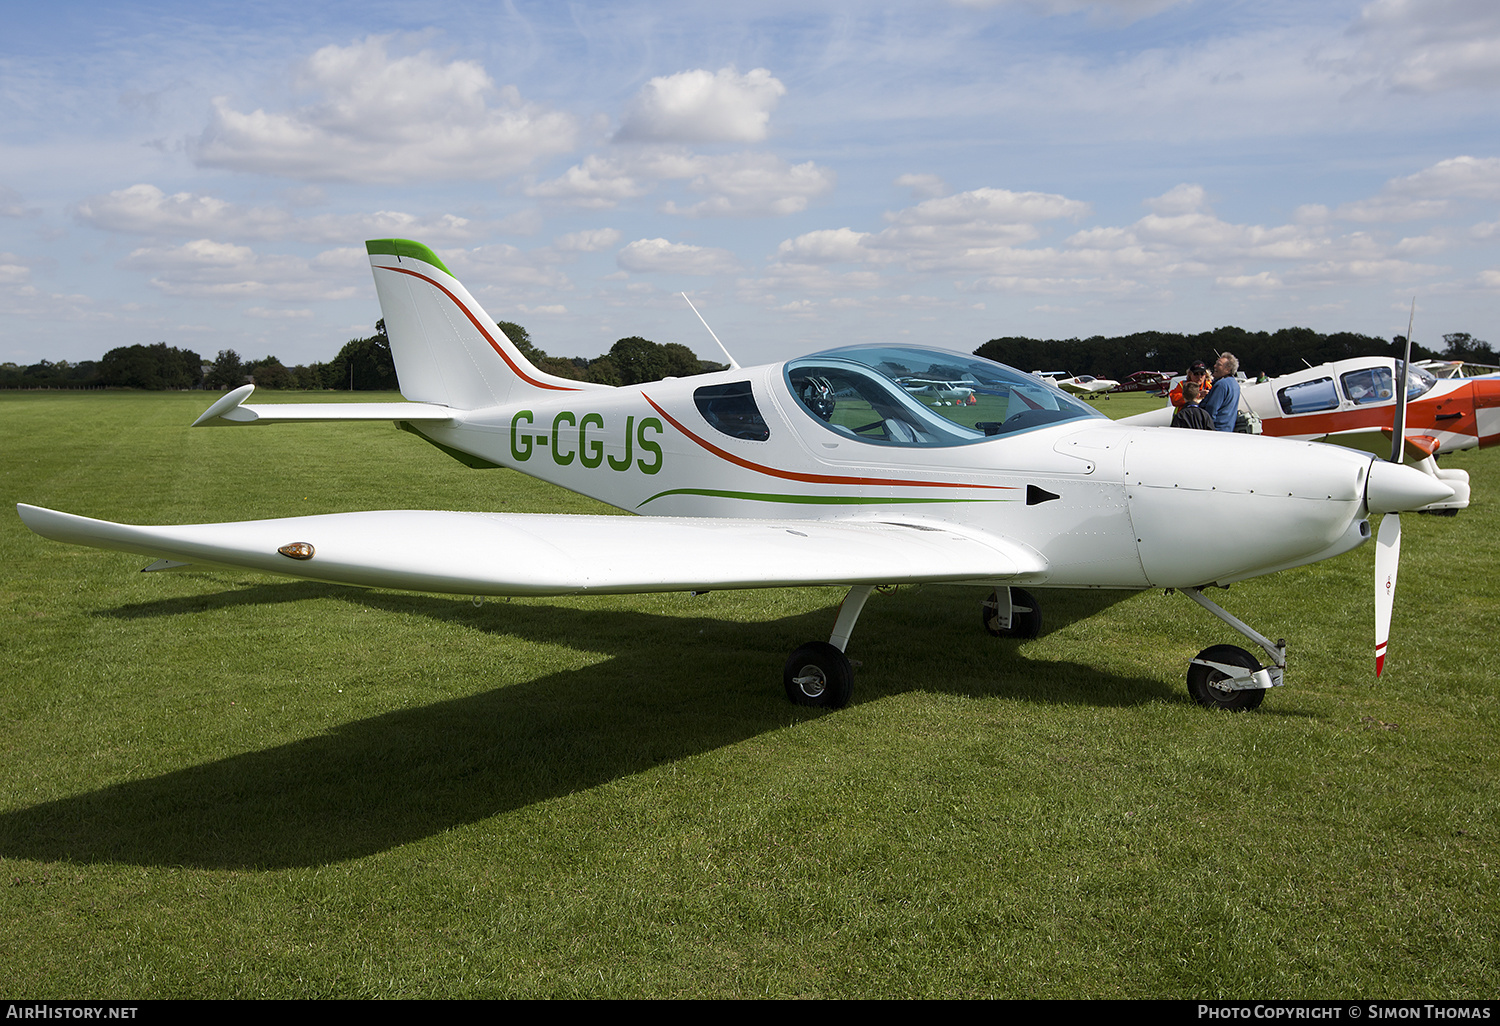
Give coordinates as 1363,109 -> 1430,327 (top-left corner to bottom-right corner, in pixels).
18,240 -> 1456,710
1244,358 -> 1500,456
1126,355 -> 1497,514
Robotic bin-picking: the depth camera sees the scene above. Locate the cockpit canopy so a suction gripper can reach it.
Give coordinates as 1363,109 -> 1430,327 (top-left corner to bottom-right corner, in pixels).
785,345 -> 1104,447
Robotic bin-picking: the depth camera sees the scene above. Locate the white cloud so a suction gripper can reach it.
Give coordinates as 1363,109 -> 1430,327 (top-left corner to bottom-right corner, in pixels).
75,184 -> 486,243
895,174 -> 948,199
196,37 -> 578,183
952,0 -> 1192,21
1352,0 -> 1500,93
776,228 -> 873,264
616,67 -> 785,143
445,244 -> 572,292
532,150 -> 835,217
120,240 -> 362,301
246,306 -> 314,319
527,156 -> 646,209
1144,183 -> 1208,216
0,253 -> 31,286
1385,155 -> 1500,200
663,155 -> 835,217
617,238 -> 738,275
552,228 -> 622,253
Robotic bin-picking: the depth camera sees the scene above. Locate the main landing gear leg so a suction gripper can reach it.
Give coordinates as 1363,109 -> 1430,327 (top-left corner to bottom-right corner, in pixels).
783,585 -> 872,709
1179,587 -> 1286,712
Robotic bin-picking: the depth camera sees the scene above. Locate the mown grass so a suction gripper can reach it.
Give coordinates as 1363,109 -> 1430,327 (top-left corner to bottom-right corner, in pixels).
1,389 -> 1496,998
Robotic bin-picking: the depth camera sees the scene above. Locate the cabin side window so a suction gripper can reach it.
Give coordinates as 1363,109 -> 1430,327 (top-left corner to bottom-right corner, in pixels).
693,381 -> 770,441
1278,377 -> 1338,415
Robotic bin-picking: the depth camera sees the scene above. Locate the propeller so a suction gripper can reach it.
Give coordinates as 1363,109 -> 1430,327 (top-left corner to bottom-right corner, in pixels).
1374,301 -> 1415,677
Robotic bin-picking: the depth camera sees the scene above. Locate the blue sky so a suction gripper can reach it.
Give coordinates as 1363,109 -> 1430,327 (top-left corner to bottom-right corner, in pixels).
3,0 -> 1498,370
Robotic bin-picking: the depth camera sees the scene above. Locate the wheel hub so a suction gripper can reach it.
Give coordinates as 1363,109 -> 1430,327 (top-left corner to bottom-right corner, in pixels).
792,667 -> 827,698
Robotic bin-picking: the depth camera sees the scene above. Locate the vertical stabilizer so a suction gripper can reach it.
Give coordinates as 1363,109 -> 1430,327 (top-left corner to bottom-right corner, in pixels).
365,239 -> 603,410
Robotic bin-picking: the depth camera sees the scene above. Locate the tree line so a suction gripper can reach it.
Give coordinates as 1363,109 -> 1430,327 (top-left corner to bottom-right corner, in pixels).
1,320 -> 726,391
973,326 -> 1496,381
6,321 -> 1491,391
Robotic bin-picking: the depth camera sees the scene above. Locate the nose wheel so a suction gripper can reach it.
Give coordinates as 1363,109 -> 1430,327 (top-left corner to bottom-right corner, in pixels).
1178,588 -> 1285,712
1187,644 -> 1266,711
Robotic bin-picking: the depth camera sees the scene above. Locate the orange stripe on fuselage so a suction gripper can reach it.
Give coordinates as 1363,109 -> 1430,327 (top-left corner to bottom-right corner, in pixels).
1261,389 -> 1477,442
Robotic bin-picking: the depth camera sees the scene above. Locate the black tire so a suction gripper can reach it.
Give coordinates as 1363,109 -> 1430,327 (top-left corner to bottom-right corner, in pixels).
783,642 -> 854,709
1187,644 -> 1266,711
982,588 -> 1042,639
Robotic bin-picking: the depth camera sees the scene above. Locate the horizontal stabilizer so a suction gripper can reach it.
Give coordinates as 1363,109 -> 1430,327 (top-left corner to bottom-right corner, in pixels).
193,385 -> 456,427
17,504 -> 1048,597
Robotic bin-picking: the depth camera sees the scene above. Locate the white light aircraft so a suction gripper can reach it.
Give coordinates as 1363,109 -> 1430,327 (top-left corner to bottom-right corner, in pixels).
18,240 -> 1457,710
898,376 -> 977,406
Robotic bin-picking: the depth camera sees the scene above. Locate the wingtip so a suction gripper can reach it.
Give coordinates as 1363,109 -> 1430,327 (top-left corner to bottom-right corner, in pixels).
193,384 -> 256,427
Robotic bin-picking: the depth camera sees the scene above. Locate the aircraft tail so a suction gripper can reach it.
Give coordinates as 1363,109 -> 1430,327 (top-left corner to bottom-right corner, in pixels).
365,239 -> 604,410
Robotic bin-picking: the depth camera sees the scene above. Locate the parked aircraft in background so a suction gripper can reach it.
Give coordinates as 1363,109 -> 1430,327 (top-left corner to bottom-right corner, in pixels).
1124,355 -> 1496,514
1110,371 -> 1174,394
18,241 -> 1457,712
1417,359 -> 1500,380
898,376 -> 978,406
1032,371 -> 1120,397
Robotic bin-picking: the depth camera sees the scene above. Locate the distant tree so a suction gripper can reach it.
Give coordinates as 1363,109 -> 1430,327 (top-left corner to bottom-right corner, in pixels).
204,349 -> 246,391
1442,332 -> 1497,364
328,322 -> 398,390
496,321 -> 546,365
662,342 -> 706,377
607,336 -> 671,385
246,356 -> 293,389
580,354 -> 623,386
100,342 -> 202,390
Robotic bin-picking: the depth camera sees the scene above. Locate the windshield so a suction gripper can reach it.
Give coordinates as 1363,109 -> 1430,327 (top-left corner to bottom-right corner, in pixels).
784,345 -> 1103,446
1339,362 -> 1437,405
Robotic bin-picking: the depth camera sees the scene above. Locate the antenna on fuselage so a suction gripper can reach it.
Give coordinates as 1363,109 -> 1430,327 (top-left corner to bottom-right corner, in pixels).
680,293 -> 741,370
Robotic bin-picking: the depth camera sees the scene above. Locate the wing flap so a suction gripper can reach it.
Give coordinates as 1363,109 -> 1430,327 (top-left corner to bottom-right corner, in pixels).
18,504 -> 1048,596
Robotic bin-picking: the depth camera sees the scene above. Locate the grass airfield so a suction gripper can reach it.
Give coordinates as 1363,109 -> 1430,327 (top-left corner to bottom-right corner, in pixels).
2,388 -> 1496,998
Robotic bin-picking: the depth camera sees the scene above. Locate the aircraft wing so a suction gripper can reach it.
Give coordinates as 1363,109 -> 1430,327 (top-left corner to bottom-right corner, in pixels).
17,504 -> 1049,596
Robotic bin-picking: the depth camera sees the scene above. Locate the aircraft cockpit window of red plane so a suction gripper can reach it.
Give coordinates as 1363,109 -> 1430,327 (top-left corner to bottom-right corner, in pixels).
694,381 -> 771,441
1335,363 -> 1435,407
1340,367 -> 1395,405
784,345 -> 1102,446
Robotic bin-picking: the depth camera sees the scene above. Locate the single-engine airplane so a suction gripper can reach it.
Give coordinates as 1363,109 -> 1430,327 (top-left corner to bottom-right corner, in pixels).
17,240 -> 1458,711
1122,355 -> 1496,513
1109,370 -> 1174,394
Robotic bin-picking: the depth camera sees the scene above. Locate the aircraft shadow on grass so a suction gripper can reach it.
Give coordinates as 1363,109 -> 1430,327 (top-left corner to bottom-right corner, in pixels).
0,582 -> 1169,871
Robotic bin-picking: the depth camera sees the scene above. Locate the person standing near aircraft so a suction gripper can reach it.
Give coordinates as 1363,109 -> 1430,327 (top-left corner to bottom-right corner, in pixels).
1169,362 -> 1213,409
1170,380 -> 1214,429
1202,352 -> 1242,432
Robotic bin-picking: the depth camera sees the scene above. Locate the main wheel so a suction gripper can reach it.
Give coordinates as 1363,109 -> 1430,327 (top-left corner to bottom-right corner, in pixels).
1187,644 -> 1266,711
783,642 -> 854,709
982,588 -> 1042,639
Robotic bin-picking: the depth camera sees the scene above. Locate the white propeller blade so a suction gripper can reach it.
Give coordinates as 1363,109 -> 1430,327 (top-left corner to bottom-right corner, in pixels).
1374,512 -> 1401,677
1375,299 -> 1414,677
